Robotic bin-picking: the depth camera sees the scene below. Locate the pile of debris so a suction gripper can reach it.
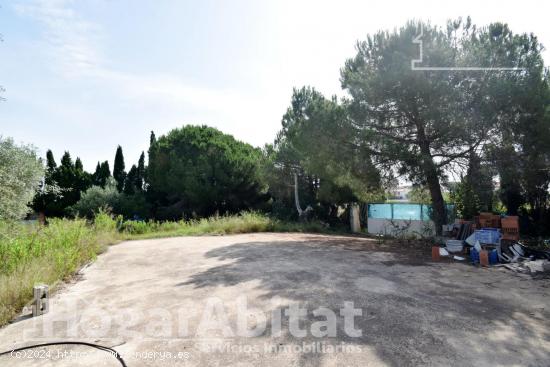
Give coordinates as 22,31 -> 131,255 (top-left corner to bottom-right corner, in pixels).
435,213 -> 550,276
498,243 -> 550,275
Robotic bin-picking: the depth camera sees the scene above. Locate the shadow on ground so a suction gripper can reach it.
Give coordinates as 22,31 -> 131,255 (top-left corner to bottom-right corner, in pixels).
179,237 -> 550,366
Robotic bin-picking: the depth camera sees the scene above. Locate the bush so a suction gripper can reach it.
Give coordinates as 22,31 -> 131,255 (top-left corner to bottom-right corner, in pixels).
72,178 -> 151,220
71,179 -> 121,218
0,137 -> 44,220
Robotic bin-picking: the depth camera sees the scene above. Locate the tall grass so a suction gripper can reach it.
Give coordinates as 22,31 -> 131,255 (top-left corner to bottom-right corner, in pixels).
0,217 -> 118,326
118,211 -> 327,238
0,212 -> 327,326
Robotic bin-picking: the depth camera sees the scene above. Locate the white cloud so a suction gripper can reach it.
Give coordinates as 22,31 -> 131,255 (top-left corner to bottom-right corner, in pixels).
12,0 -> 268,127
14,0 -> 103,76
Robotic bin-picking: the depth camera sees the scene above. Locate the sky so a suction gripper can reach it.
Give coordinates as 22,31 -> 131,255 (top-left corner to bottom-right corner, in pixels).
1,0 -> 549,171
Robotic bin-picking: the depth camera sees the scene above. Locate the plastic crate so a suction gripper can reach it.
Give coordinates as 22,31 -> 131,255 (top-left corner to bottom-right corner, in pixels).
470,248 -> 499,265
473,229 -> 501,244
470,248 -> 480,264
488,249 -> 498,264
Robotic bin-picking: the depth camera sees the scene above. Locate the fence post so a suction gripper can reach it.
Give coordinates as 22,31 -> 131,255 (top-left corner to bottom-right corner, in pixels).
350,203 -> 361,233
390,203 -> 394,220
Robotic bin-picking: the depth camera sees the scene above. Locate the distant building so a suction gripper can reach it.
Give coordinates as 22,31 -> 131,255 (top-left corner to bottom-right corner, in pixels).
388,185 -> 412,201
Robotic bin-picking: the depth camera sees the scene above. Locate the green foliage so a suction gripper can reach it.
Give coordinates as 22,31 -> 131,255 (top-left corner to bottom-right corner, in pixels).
465,153 -> 495,212
136,151 -> 145,192
44,151 -> 92,216
117,192 -> 150,219
117,211 -> 326,238
339,18 -> 549,233
123,165 -> 138,195
93,160 -> 111,187
123,151 -> 146,195
71,178 -> 150,219
340,20 -> 480,232
71,178 -> 122,218
281,87 -> 382,202
0,137 -> 44,220
46,150 -> 56,171
147,125 -> 268,219
408,186 -> 432,204
266,87 -> 383,224
113,145 -> 126,192
449,180 -> 481,219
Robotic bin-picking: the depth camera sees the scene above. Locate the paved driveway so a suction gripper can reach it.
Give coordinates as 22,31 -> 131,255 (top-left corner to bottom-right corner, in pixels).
1,233 -> 549,366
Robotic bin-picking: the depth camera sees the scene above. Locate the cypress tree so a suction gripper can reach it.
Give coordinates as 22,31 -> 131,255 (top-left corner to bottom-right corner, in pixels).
96,161 -> 111,188
137,151 -> 145,192
124,165 -> 138,195
92,162 -> 101,185
113,145 -> 126,192
33,150 -> 61,217
46,150 -> 57,172
75,157 -> 84,171
60,151 -> 74,168
52,152 -> 80,213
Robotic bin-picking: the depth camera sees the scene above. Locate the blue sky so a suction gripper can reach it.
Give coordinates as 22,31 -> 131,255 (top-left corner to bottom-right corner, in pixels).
1,0 -> 549,171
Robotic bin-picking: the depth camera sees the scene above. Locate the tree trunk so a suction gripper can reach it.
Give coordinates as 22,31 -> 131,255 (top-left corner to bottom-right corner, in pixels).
416,124 -> 446,236
424,164 -> 446,236
38,211 -> 46,226
293,172 -> 303,217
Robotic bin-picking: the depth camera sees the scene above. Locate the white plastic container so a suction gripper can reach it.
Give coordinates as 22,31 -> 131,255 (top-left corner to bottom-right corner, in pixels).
445,240 -> 464,253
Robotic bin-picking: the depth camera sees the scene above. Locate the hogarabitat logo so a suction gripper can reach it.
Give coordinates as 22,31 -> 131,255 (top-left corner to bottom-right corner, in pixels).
197,342 -> 363,354
26,295 -> 364,340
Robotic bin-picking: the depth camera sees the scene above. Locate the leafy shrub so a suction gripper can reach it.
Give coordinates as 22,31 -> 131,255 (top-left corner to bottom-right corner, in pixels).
71,178 -> 121,218
0,137 -> 44,220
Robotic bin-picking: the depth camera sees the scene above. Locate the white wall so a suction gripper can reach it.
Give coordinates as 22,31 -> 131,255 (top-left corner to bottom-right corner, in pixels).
367,218 -> 435,238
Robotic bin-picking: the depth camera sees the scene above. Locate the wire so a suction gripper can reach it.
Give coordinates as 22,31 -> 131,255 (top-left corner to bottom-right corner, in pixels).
0,341 -> 127,366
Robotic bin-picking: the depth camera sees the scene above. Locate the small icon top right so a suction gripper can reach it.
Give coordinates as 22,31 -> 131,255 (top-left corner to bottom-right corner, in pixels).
411,24 -> 525,71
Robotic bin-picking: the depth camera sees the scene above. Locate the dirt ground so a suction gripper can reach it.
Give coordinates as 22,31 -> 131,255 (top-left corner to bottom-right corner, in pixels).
0,233 -> 549,366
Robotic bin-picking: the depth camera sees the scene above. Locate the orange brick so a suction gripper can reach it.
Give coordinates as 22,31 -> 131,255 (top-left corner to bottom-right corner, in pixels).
480,250 -> 489,267
432,247 -> 440,261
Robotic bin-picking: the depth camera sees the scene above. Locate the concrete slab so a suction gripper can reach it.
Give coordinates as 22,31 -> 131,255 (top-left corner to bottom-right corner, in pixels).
1,233 -> 549,366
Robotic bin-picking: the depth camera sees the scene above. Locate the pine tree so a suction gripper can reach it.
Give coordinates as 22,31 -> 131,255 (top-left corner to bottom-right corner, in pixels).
113,145 -> 126,192
150,131 -> 156,146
